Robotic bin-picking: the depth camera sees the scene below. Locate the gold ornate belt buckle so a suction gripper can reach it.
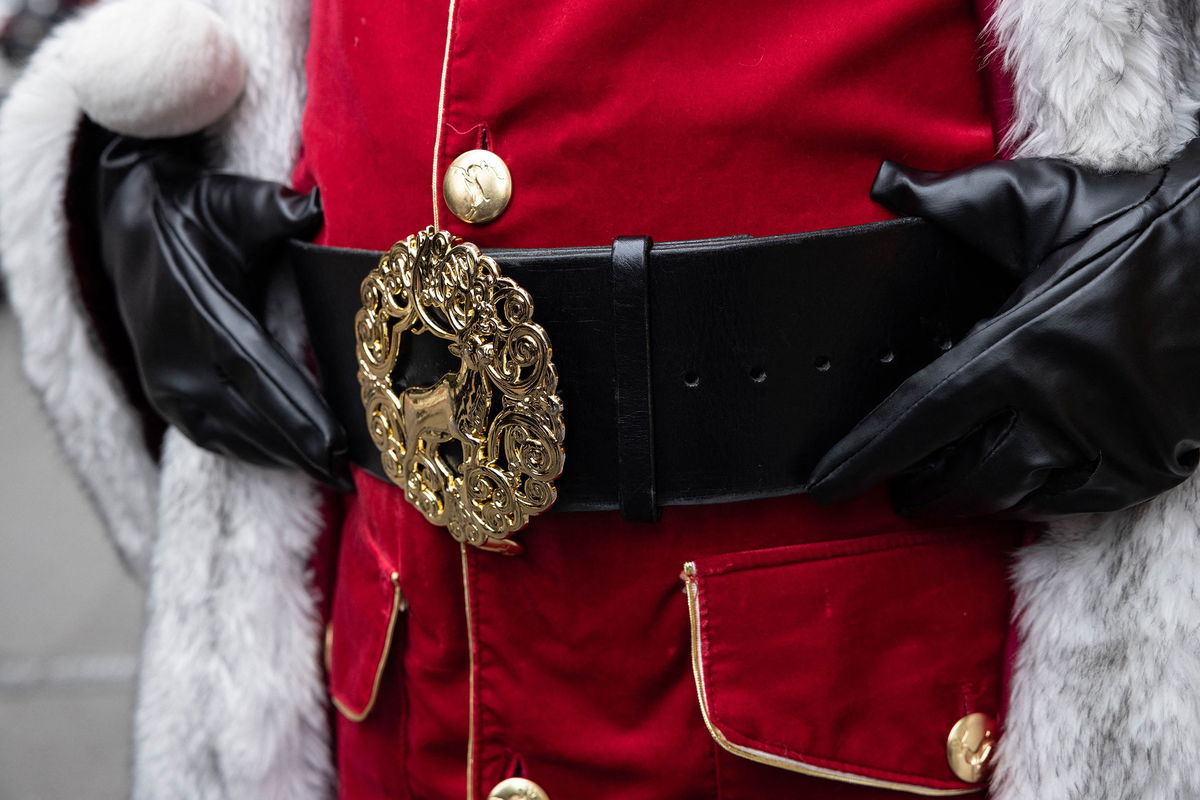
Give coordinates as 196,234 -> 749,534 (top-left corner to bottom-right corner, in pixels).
355,227 -> 565,555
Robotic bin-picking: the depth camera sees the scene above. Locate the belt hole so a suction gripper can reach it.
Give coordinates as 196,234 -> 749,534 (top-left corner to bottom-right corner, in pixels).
683,371 -> 701,388
749,366 -> 767,383
814,356 -> 832,373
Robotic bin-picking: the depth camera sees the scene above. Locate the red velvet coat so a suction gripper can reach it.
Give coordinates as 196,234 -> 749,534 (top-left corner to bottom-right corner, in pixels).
297,1 -> 1027,797
10,0 -> 1200,798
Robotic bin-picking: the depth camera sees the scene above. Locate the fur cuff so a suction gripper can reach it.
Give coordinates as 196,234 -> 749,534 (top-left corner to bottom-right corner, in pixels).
65,0 -> 246,138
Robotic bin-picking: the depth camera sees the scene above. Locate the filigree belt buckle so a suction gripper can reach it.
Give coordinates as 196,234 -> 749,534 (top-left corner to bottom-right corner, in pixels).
354,227 -> 565,555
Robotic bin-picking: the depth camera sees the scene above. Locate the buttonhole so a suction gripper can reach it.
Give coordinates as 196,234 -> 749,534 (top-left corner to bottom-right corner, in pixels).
683,371 -> 701,388
878,348 -> 895,364
749,366 -> 767,383
814,356 -> 832,373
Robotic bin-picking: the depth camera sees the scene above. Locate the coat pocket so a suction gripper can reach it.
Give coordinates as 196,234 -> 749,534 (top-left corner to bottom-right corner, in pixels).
326,499 -> 406,722
683,526 -> 1020,796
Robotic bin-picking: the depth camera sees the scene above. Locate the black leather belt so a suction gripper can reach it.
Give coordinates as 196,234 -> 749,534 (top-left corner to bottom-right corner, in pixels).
290,218 -> 1008,519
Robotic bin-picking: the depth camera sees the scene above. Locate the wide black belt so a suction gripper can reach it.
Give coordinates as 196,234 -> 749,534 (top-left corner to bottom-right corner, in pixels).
290,218 -> 1008,520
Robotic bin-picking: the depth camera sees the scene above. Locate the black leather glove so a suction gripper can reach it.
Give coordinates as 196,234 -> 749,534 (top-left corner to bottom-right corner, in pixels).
806,137 -> 1200,519
93,127 -> 351,490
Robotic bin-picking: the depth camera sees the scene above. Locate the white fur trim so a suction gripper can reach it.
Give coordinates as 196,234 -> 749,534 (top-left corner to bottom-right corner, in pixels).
134,440 -> 332,800
990,1 -> 1200,797
0,0 -> 332,797
0,9 -> 159,582
992,0 -> 1200,170
66,0 -> 247,138
996,487 -> 1200,800
129,0 -> 333,797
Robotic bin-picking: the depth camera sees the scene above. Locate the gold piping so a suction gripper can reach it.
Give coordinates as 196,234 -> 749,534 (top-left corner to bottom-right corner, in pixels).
461,543 -> 477,800
682,562 -> 982,797
333,571 -> 405,722
431,0 -> 460,230
324,623 -> 334,675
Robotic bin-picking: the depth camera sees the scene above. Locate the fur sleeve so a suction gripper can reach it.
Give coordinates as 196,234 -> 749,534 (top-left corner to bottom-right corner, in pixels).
989,1 -> 1200,798
0,0 -> 249,581
0,6 -> 170,582
0,2 -> 335,798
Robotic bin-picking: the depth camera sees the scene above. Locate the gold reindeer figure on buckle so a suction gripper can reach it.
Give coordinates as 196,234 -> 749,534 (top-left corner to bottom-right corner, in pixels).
354,228 -> 565,554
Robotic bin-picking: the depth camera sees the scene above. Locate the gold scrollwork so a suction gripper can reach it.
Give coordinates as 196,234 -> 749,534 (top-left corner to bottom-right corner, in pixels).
355,227 -> 565,554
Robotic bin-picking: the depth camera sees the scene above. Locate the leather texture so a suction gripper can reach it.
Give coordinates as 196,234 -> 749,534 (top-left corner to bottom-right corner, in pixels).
291,218 -> 1010,513
611,235 -> 659,522
89,122 -> 350,488
808,140 -> 1200,518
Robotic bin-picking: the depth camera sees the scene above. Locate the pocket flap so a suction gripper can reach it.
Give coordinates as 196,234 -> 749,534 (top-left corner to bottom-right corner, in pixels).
683,527 -> 1019,795
327,503 -> 405,722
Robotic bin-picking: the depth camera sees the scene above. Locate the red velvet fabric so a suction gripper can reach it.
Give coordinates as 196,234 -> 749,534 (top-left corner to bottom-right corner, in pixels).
300,0 -> 1020,797
301,0 -> 997,249
690,528 -> 1019,793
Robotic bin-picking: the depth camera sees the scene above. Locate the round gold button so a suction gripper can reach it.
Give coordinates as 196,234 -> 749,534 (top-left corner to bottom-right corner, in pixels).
443,148 -> 512,224
487,776 -> 548,800
946,712 -> 998,784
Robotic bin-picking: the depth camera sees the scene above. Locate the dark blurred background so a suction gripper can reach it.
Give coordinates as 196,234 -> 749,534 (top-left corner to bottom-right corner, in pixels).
0,3 -> 142,799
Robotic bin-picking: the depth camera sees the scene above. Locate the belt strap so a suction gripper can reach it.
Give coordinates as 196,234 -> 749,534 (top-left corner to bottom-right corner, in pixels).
611,236 -> 659,522
290,218 -> 1009,514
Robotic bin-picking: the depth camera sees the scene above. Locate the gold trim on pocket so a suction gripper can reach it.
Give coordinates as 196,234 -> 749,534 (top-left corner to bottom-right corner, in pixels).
332,571 -> 406,722
683,562 -> 981,797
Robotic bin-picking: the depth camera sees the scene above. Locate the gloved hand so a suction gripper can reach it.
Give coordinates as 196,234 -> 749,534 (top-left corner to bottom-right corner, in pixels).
93,127 -> 351,490
806,136 -> 1200,519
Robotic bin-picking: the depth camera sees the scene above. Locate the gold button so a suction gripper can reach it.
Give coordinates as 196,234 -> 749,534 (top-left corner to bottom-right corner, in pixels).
443,148 -> 512,224
946,712 -> 997,784
487,777 -> 548,800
